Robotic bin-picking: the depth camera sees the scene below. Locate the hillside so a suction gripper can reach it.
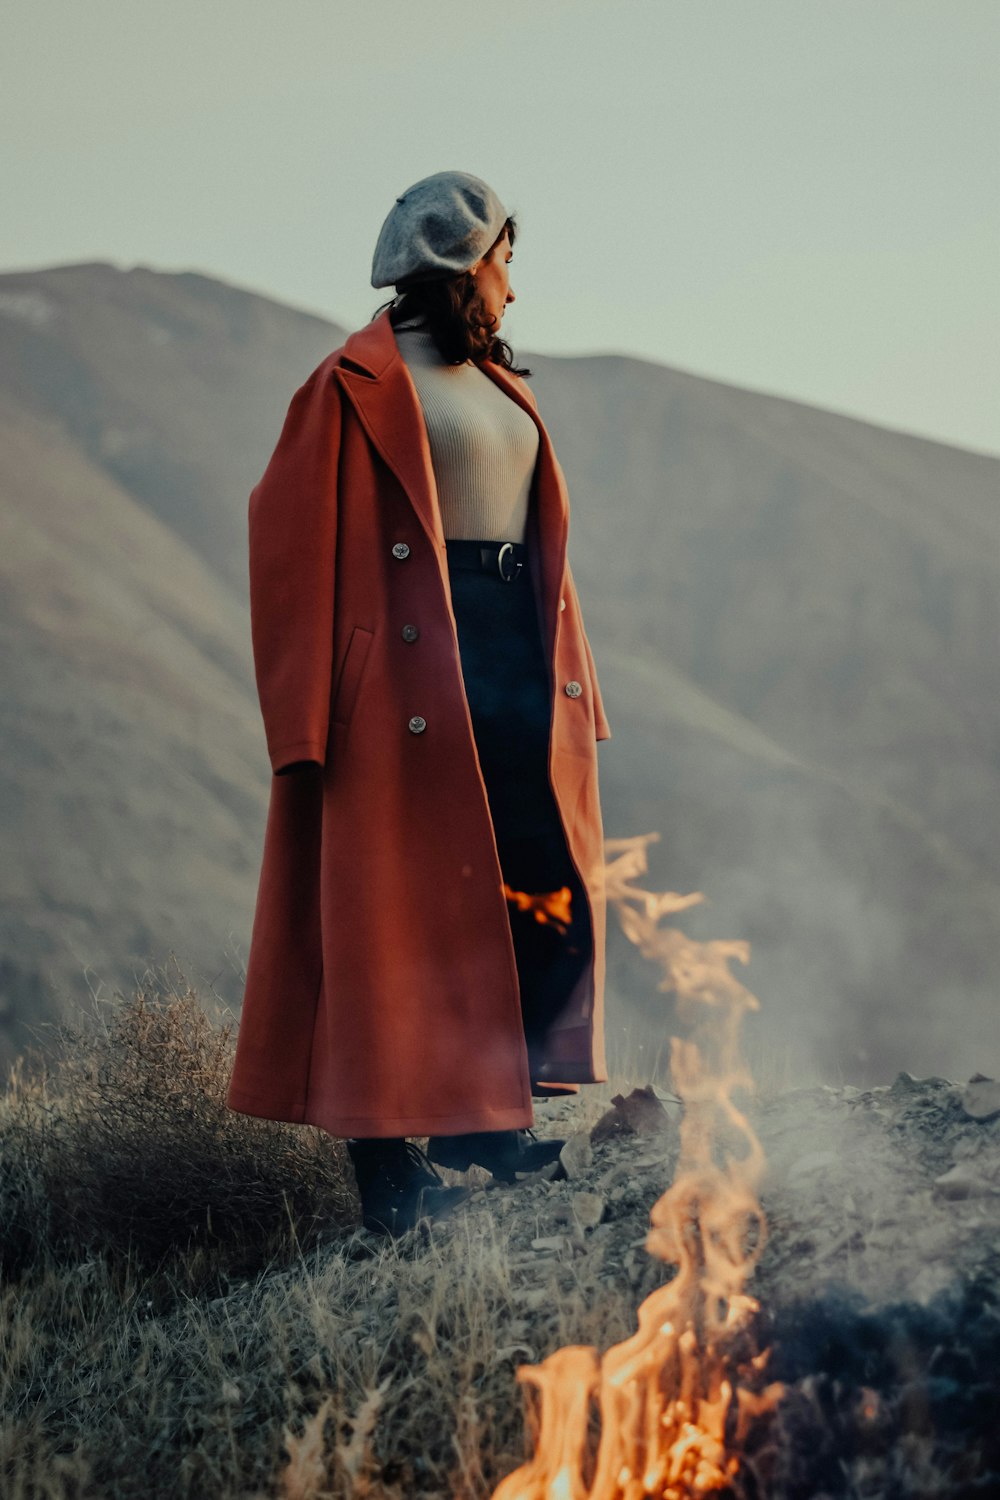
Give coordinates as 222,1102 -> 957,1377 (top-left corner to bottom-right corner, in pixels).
0,260 -> 997,1084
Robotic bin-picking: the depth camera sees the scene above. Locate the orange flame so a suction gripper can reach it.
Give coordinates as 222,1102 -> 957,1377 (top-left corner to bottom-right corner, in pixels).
504,883 -> 573,935
492,832 -> 784,1498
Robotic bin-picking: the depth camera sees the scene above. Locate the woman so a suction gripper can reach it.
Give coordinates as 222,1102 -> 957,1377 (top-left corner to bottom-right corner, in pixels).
226,171 -> 613,1237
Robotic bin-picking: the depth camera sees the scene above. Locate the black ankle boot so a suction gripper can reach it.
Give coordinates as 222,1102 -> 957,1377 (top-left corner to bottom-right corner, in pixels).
426,1128 -> 566,1184
346,1137 -> 470,1236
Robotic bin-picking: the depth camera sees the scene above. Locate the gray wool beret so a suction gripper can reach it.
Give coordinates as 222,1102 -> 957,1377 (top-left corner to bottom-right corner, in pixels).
371,170 -> 510,290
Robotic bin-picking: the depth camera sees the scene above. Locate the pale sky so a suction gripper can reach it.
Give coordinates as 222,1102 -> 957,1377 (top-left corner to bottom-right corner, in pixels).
3,0 -> 998,455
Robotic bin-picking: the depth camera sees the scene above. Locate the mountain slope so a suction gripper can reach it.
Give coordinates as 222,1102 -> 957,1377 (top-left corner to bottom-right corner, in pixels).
0,260 -> 997,1085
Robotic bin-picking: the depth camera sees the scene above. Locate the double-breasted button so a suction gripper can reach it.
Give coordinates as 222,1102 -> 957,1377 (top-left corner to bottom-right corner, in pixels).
560,596 -> 566,611
392,541 -> 411,560
565,680 -> 583,698
408,715 -> 427,733
401,623 -> 419,642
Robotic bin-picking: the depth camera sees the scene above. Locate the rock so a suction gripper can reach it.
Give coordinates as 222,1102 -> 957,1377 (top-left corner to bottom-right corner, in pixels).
933,1164 -> 1000,1199
559,1131 -> 593,1179
569,1192 -> 606,1230
506,1253 -> 545,1270
531,1235 -> 568,1253
648,1085 -> 683,1120
590,1086 -> 677,1143
589,1107 -> 627,1142
595,1161 -> 633,1194
961,1077 -> 1000,1122
632,1150 -> 672,1174
889,1070 -> 952,1096
510,1286 -> 549,1310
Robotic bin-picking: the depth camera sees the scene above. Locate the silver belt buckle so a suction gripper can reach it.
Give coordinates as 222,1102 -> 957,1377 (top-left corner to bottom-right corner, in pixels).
497,542 -> 522,582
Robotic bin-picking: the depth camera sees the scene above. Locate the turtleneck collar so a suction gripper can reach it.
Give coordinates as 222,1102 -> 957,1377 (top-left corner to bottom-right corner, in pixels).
394,318 -> 470,368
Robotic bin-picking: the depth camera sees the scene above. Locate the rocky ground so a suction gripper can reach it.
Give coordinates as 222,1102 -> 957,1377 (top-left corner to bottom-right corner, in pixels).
394,1070 -> 1000,1497
7,1005 -> 1000,1498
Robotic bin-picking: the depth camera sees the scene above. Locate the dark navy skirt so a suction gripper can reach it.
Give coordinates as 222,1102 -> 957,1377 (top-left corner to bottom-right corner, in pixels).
445,539 -> 592,1084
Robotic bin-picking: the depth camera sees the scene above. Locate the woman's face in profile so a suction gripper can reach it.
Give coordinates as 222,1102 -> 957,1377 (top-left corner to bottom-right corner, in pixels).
473,228 -> 515,331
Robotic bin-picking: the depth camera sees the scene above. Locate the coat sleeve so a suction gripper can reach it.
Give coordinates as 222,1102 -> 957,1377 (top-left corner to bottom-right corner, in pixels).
248,363 -> 341,775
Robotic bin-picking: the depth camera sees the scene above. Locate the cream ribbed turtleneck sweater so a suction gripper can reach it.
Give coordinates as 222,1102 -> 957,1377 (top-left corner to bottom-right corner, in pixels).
394,317 -> 540,543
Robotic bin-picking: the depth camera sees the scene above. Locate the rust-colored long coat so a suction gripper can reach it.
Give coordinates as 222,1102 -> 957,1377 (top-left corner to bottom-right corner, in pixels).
225,308 -> 612,1138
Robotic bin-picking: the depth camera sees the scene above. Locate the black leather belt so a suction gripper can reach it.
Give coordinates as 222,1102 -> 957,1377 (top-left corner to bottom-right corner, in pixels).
445,538 -> 526,582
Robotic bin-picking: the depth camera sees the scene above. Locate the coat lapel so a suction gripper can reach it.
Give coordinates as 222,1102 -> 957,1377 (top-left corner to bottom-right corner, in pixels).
334,310 -> 443,552
334,309 -> 569,654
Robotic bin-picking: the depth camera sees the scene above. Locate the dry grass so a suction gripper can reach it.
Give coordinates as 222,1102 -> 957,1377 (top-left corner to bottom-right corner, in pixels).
0,972 -> 673,1499
4,976 -> 989,1497
1,974 -> 357,1294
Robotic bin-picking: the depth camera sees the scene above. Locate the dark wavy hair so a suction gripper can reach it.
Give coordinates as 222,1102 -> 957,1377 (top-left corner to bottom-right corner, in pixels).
371,215 -> 531,378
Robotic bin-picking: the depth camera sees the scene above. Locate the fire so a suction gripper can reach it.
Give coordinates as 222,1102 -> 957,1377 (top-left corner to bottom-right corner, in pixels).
492,832 -> 784,1499
505,883 -> 573,934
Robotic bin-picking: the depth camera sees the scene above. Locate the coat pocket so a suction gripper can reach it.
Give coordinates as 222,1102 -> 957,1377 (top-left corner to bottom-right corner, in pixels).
331,625 -> 374,728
